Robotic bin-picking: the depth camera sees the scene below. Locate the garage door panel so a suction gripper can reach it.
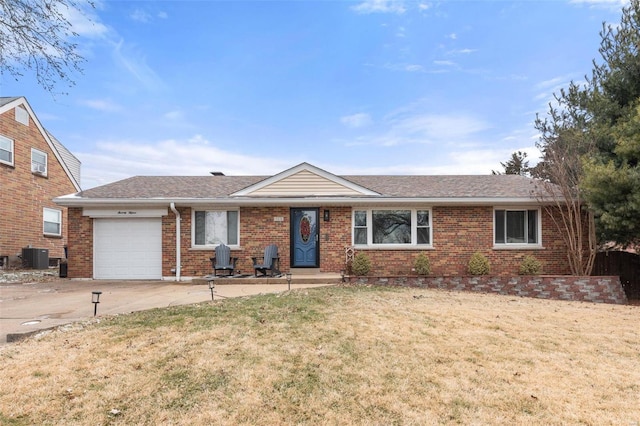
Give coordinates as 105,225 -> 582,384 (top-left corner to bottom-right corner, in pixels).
94,218 -> 162,279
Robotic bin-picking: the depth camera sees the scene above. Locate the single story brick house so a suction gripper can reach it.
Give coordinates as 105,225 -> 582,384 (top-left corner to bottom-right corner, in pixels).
54,162 -> 572,280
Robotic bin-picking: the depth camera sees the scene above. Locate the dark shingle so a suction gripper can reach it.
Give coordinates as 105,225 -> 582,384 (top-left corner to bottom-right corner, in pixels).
77,174 -> 536,200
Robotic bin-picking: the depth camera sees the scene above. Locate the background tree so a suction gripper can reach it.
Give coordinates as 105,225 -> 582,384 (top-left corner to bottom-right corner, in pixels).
0,0 -> 93,94
532,62 -> 597,276
492,150 -> 530,176
531,1 -> 640,271
580,0 -> 640,248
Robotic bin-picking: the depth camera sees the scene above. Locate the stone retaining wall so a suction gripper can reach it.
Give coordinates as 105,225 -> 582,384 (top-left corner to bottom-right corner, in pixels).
348,275 -> 628,305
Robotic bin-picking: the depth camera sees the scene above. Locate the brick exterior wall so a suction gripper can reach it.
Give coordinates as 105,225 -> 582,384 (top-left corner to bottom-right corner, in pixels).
357,206 -> 574,277
347,275 -> 628,305
157,206 -> 354,278
66,204 -> 580,279
0,106 -> 77,264
67,207 -> 93,278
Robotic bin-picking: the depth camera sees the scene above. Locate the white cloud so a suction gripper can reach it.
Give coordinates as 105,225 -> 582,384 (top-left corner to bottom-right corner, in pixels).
382,62 -> 425,72
111,39 -> 166,92
351,0 -> 406,14
130,8 -> 169,22
569,0 -> 628,8
164,110 -> 184,121
341,113 -> 373,128
392,113 -> 490,141
449,48 -> 476,55
79,98 -> 122,112
130,9 -> 152,23
64,3 -> 109,39
344,109 -> 491,148
77,136 -> 293,188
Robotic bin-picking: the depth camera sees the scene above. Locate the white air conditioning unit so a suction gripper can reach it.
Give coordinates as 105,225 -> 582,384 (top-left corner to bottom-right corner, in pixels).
31,163 -> 46,174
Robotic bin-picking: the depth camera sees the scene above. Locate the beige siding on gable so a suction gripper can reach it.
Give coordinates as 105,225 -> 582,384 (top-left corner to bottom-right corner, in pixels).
249,170 -> 363,196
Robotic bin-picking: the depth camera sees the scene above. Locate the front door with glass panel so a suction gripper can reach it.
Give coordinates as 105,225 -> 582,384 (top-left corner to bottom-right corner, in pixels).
291,208 -> 319,267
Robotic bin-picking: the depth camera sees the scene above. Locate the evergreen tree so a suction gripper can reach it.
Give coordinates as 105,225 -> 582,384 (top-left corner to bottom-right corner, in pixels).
581,0 -> 640,247
492,151 -> 530,176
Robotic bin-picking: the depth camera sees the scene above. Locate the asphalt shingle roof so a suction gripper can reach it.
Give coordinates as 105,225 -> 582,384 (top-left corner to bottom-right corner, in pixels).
76,174 -> 536,200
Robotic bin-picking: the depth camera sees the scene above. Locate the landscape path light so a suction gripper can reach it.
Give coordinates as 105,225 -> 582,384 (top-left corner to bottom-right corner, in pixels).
286,272 -> 292,291
208,279 -> 216,301
91,291 -> 102,316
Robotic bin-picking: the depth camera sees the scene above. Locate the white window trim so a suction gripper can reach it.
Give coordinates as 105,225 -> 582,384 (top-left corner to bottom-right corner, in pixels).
0,135 -> 14,166
43,207 -> 62,236
493,207 -> 543,249
352,208 -> 433,248
191,208 -> 241,249
31,148 -> 48,176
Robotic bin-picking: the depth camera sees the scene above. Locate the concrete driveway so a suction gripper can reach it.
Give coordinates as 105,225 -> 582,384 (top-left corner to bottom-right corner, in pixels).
0,279 -> 332,346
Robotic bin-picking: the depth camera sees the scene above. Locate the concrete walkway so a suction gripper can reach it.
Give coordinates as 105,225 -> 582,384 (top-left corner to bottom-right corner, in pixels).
0,278 -> 335,346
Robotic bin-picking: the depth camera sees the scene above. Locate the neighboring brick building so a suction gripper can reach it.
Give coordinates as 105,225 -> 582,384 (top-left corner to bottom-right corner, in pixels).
55,163 -> 577,280
0,97 -> 81,267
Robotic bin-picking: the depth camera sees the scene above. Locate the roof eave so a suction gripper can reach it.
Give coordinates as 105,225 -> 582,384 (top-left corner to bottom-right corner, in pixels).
54,195 -> 552,208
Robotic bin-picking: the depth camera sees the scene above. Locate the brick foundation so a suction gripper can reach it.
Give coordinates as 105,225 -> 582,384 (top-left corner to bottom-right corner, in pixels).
348,275 -> 628,305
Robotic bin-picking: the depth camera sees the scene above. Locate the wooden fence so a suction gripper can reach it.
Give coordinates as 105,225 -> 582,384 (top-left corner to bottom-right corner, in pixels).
593,251 -> 640,300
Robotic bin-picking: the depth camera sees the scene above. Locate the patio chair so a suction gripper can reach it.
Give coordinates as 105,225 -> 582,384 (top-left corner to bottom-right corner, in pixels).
252,244 -> 280,277
210,244 -> 238,277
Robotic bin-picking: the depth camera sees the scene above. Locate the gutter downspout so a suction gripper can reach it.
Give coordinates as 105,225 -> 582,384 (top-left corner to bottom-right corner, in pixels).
170,202 -> 181,282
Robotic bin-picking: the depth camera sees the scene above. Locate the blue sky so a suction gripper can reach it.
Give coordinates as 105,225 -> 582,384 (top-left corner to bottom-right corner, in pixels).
0,0 -> 628,189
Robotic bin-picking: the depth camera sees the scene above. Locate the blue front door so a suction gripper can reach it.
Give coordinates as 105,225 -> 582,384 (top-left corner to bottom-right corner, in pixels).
291,208 -> 319,267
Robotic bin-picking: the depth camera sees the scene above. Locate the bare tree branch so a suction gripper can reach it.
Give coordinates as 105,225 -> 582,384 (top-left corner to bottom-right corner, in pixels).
0,0 -> 93,95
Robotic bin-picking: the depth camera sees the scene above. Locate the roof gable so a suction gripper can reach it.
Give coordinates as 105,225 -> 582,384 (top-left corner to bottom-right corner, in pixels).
231,162 -> 380,197
0,97 -> 81,191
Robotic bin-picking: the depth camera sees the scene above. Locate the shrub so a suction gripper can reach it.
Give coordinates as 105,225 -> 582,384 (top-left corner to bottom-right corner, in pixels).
344,259 -> 353,276
468,252 -> 490,275
519,255 -> 542,275
351,252 -> 372,276
414,252 -> 431,275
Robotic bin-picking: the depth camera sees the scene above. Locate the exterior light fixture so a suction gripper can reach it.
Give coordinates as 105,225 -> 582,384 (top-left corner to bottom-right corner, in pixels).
323,209 -> 330,221
208,279 -> 215,301
286,272 -> 292,291
91,291 -> 102,316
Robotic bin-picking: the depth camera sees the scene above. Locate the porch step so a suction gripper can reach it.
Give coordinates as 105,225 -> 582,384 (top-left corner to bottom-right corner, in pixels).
289,268 -> 320,275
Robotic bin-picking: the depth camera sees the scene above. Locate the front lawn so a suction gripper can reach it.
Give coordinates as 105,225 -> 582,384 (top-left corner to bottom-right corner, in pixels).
1,285 -> 638,425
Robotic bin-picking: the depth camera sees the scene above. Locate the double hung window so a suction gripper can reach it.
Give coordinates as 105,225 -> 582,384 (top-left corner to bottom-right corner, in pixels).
193,210 -> 239,247
31,149 -> 47,175
353,209 -> 431,246
44,208 -> 62,236
0,135 -> 13,166
494,209 -> 539,245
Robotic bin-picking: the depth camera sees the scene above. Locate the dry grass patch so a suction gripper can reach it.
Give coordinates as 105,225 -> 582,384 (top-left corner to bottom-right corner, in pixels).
1,285 -> 639,425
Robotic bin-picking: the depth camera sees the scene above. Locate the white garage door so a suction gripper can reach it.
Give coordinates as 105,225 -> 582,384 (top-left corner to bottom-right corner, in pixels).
94,218 -> 162,279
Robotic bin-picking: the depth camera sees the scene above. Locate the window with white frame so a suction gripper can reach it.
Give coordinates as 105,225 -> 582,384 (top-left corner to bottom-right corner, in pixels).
0,135 -> 14,166
43,208 -> 62,236
193,210 -> 239,246
494,208 -> 540,245
31,148 -> 47,175
353,209 -> 431,246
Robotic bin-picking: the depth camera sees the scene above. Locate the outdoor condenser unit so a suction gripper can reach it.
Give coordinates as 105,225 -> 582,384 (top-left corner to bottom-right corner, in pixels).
21,247 -> 49,270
